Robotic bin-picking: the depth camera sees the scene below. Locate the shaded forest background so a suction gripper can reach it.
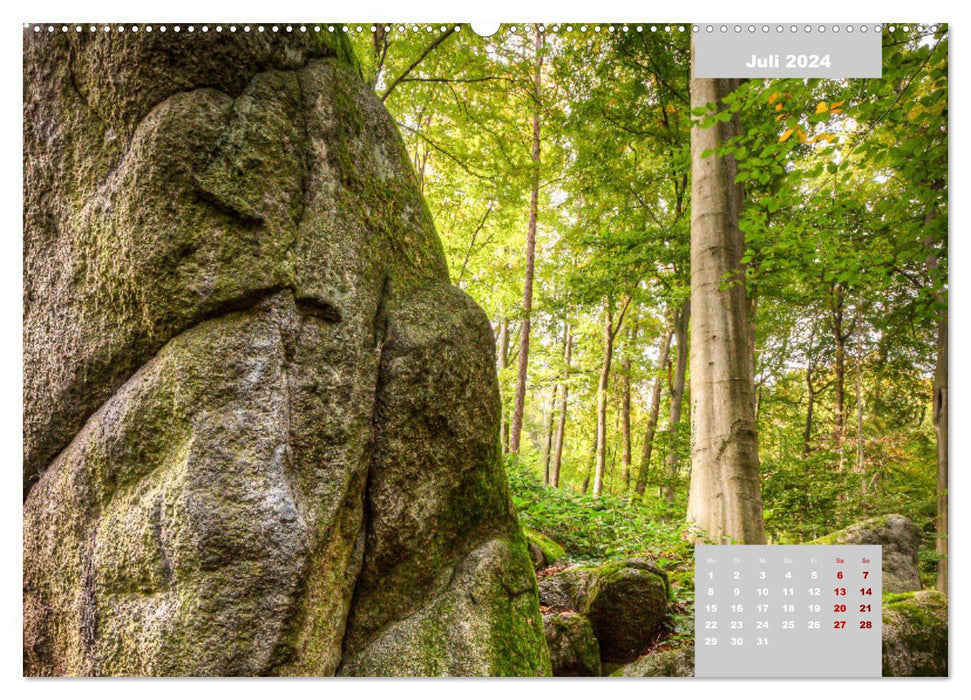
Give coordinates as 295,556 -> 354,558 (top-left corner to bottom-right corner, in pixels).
348,24 -> 947,586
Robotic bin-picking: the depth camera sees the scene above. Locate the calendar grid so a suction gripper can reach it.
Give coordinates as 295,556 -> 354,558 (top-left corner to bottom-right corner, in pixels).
695,545 -> 882,677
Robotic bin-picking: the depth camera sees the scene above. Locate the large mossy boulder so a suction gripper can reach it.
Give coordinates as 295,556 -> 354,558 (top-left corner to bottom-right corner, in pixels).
613,646 -> 694,677
538,558 -> 669,663
542,612 -> 601,677
882,591 -> 948,677
22,27 -> 549,677
814,515 -> 921,593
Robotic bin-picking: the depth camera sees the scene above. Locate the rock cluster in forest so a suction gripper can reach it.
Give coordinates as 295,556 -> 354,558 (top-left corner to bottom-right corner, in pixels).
23,28 -> 549,677
538,558 -> 670,674
816,514 -> 948,677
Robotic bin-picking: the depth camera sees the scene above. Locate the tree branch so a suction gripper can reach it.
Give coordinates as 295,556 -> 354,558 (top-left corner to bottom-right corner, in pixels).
400,75 -> 514,86
458,202 -> 495,284
380,26 -> 460,102
396,122 -> 488,180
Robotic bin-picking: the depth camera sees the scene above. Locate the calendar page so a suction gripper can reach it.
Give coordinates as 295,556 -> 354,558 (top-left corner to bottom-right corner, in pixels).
21,4 -> 949,684
695,545 -> 882,677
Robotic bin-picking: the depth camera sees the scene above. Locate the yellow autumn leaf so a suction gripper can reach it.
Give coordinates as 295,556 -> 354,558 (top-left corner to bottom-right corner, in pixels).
796,127 -> 807,143
812,133 -> 835,143
775,103 -> 784,111
779,128 -> 794,142
768,92 -> 781,104
815,101 -> 829,114
666,104 -> 677,114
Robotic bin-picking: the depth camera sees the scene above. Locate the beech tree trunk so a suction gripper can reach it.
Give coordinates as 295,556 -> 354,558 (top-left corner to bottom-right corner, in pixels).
685,65 -> 766,544
509,29 -> 543,455
634,320 -> 674,496
663,300 -> 690,503
551,325 -> 572,487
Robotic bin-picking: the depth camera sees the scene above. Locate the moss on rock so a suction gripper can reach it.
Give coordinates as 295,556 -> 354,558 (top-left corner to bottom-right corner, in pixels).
524,528 -> 566,569
24,28 -> 548,677
882,590 -> 948,677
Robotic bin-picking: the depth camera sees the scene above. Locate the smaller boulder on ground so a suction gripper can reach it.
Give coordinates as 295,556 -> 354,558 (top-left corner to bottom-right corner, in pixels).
538,558 -> 669,664
542,612 -> 601,677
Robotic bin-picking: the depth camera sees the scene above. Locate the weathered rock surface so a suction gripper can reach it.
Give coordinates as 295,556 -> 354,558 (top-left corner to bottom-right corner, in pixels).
882,591 -> 948,677
538,558 -> 669,663
542,612 -> 601,677
537,564 -> 589,610
613,646 -> 694,677
815,515 -> 921,593
23,27 -> 549,677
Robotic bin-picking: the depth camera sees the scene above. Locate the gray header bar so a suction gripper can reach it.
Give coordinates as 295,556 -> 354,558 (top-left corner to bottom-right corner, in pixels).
694,24 -> 882,78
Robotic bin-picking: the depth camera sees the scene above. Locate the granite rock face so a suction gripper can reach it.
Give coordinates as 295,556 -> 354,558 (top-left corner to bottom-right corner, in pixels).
23,27 -> 549,677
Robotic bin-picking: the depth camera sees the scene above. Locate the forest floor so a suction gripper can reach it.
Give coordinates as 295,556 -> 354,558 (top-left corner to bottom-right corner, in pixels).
508,455 -> 942,674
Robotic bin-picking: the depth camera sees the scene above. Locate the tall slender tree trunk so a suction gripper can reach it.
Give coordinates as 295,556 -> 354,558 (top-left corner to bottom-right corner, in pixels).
935,314 -> 948,593
498,318 -> 511,454
634,320 -> 674,496
830,284 -> 847,469
663,300 -> 690,503
509,29 -> 544,454
749,292 -> 760,410
581,431 -> 597,494
551,325 -> 572,487
804,365 -> 816,460
593,304 -> 615,496
620,322 -> 637,490
923,201 -> 947,594
855,307 -> 865,479
592,297 -> 631,496
685,62 -> 766,544
542,391 -> 556,484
